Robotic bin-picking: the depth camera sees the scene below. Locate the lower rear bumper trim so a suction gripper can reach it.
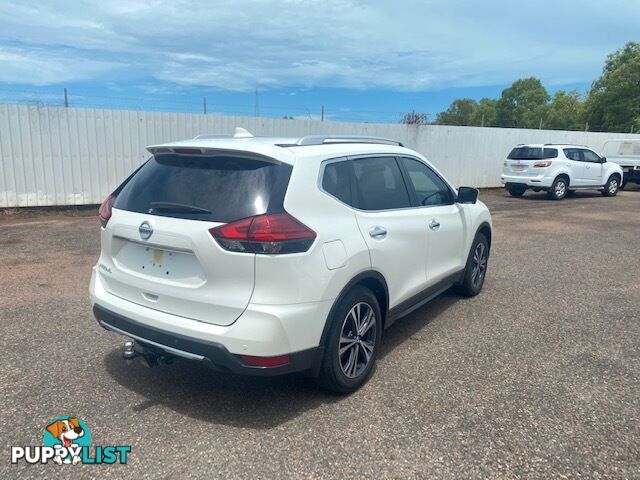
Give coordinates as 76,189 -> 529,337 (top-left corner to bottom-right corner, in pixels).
92,304 -> 321,376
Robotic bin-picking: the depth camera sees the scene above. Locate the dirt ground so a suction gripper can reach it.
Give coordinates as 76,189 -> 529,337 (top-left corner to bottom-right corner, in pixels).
1,186 -> 639,479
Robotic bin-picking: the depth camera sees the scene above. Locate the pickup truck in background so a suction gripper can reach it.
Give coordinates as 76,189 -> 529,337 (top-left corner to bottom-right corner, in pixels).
602,139 -> 640,188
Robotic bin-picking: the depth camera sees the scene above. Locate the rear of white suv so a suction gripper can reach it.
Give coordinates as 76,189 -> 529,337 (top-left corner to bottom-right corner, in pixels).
91,133 -> 492,392
501,144 -> 623,200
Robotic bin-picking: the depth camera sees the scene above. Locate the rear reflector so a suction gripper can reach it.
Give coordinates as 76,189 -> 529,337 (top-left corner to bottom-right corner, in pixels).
209,212 -> 316,254
239,354 -> 290,367
98,194 -> 116,228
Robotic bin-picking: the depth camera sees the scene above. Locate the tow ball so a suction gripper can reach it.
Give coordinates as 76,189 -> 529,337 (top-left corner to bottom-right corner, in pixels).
122,340 -> 174,367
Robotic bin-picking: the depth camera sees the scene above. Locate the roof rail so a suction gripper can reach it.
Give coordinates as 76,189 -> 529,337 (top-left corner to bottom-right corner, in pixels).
294,135 -> 404,147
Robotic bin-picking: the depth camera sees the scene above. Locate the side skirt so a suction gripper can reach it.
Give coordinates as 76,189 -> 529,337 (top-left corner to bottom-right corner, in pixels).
385,270 -> 464,328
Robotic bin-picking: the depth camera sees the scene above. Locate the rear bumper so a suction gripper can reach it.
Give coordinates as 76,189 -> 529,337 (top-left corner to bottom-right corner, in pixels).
501,173 -> 553,188
89,266 -> 331,375
93,304 -> 322,376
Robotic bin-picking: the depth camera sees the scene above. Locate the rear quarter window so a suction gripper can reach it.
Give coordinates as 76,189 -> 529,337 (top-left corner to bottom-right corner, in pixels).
508,147 -> 558,160
114,153 -> 291,223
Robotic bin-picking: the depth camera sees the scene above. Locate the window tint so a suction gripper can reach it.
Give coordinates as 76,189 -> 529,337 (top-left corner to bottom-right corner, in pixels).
352,157 -> 411,210
581,149 -> 601,163
563,148 -> 582,162
400,157 -> 453,206
114,153 -> 291,223
508,147 -> 558,160
322,160 -> 352,205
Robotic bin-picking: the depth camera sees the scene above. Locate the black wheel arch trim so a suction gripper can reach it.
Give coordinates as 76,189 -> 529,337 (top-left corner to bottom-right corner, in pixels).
317,270 -> 389,360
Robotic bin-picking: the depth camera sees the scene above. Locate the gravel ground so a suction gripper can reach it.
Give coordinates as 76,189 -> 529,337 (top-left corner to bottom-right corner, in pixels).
1,187 -> 639,479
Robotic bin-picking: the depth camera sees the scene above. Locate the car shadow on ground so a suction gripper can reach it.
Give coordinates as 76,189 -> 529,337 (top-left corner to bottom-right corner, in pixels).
103,290 -> 459,429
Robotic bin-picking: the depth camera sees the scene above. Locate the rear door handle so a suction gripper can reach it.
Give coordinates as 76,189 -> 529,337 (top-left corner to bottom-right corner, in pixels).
428,219 -> 441,231
369,226 -> 387,239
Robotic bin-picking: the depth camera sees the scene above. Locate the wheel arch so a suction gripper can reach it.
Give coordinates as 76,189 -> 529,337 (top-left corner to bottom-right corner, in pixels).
476,221 -> 492,251
554,172 -> 571,185
319,271 -> 389,349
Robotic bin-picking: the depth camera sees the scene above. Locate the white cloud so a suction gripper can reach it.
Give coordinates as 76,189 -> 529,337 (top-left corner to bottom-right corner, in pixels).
0,0 -> 638,90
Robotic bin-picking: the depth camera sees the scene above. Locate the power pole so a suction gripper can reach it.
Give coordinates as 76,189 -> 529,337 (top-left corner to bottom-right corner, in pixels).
481,113 -> 485,127
63,88 -> 69,108
203,97 -> 207,114
321,105 -> 324,122
539,117 -> 543,129
254,88 -> 259,117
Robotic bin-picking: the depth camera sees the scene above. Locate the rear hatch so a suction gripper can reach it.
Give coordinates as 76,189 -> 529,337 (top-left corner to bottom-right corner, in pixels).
504,146 -> 558,175
100,150 -> 292,326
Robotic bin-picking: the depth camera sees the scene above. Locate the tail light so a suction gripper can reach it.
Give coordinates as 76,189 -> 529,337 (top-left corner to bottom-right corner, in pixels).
533,160 -> 553,168
209,212 -> 316,254
98,194 -> 116,228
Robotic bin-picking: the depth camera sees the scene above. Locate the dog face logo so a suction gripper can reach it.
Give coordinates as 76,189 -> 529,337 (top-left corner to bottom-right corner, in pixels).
43,416 -> 91,465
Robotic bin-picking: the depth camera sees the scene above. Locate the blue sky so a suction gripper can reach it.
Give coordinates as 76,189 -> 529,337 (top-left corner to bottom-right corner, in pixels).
0,0 -> 638,123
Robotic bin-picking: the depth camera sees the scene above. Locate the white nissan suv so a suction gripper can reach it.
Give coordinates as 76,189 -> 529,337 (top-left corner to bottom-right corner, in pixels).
501,144 -> 623,200
90,129 -> 492,393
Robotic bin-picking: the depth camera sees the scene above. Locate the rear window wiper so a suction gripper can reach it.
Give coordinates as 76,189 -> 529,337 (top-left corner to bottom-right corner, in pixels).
148,202 -> 212,214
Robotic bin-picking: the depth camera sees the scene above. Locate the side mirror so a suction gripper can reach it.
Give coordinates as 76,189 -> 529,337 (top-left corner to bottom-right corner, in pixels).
600,156 -> 607,163
457,186 -> 479,204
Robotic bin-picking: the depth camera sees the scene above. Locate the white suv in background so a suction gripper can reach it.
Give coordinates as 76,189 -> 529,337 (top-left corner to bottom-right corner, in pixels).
90,130 -> 492,393
501,144 -> 624,200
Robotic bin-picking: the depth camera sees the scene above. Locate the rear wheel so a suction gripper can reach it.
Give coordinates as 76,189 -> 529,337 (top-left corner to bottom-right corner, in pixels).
507,185 -> 526,197
602,175 -> 620,197
547,177 -> 568,200
455,233 -> 489,297
317,287 -> 382,394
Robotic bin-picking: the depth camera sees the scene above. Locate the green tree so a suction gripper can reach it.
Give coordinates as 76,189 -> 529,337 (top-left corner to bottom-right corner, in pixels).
434,98 -> 477,125
586,41 -> 640,132
469,98 -> 499,127
496,77 -> 550,128
545,90 -> 585,131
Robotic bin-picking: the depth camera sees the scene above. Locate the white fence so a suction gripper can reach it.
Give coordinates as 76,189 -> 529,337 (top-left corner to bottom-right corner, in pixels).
1,104 -> 638,208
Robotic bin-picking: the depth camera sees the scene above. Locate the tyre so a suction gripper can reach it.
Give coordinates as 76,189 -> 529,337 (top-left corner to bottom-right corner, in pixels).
507,185 -> 526,197
620,173 -> 628,190
602,175 -> 620,197
547,177 -> 568,200
317,286 -> 382,394
455,233 -> 489,297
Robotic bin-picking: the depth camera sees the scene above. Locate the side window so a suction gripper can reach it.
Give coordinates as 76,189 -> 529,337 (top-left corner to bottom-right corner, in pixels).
564,148 -> 582,162
322,160 -> 352,205
352,157 -> 411,211
581,149 -> 601,163
400,157 -> 453,206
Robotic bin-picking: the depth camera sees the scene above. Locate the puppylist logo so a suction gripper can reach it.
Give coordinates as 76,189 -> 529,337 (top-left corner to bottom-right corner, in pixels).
11,416 -> 131,465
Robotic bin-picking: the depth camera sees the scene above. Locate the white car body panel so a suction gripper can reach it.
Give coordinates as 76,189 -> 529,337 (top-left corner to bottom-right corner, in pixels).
90,134 -> 492,369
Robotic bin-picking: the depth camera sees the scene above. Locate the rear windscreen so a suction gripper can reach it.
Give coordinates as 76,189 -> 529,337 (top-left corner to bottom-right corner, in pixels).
508,147 -> 558,160
114,154 -> 291,223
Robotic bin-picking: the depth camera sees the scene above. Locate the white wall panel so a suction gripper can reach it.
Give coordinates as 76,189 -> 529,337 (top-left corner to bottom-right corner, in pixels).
1,104 -> 638,207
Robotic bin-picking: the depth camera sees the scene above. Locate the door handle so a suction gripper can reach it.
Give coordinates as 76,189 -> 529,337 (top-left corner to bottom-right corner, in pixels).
428,219 -> 441,231
369,226 -> 387,239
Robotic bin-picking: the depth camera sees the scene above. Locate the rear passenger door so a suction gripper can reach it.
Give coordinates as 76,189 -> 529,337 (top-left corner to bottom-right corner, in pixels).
399,157 -> 465,284
348,156 -> 429,309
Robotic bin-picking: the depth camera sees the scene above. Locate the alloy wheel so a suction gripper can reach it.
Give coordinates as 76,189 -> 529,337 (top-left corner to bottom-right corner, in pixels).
471,242 -> 487,288
339,302 -> 376,378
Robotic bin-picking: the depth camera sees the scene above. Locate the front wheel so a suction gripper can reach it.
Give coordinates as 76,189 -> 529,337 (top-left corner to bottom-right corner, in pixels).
547,177 -> 568,200
602,175 -> 620,197
455,233 -> 489,297
317,287 -> 382,394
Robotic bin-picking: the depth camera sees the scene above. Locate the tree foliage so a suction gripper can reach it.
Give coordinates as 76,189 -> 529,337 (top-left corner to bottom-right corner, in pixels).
400,110 -> 429,125
402,42 -> 639,133
585,42 -> 640,132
